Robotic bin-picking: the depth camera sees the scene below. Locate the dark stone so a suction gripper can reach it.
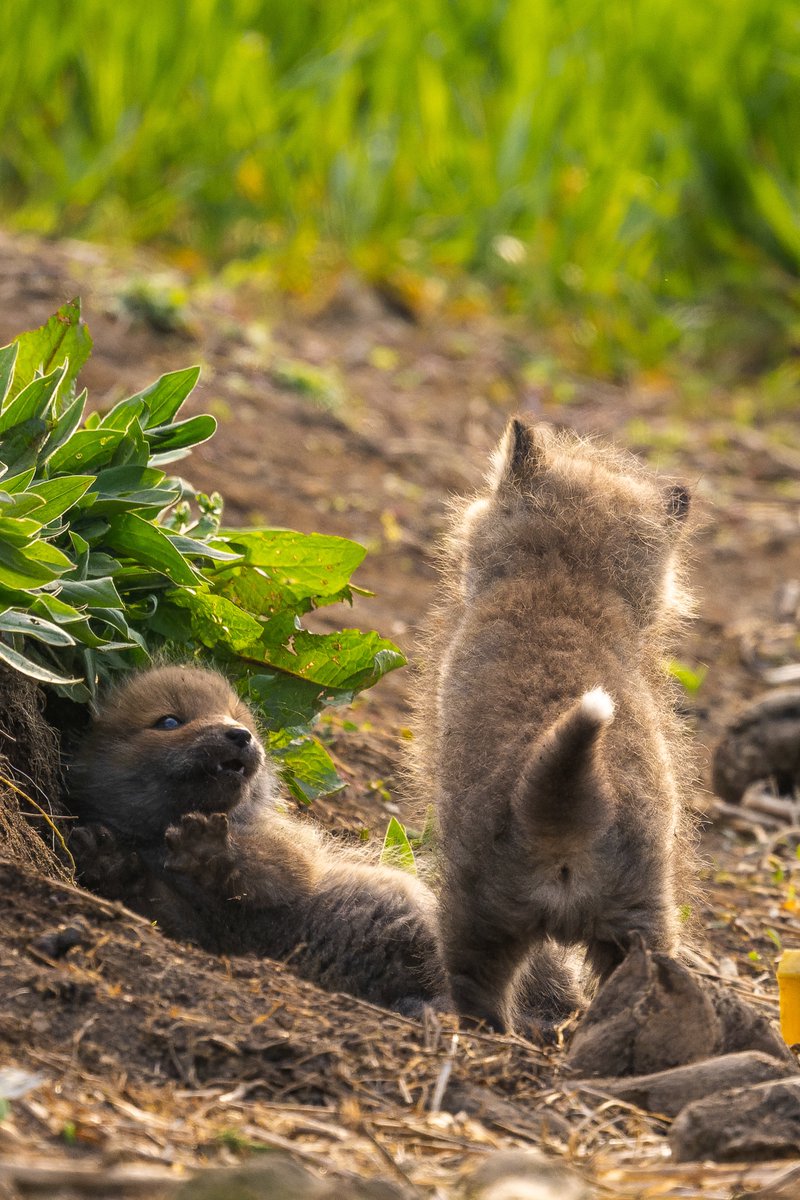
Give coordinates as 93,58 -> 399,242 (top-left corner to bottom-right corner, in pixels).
670,1079 -> 800,1163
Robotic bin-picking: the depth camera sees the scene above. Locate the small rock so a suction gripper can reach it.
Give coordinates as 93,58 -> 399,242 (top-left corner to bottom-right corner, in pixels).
568,1051 -> 796,1117
712,689 -> 800,804
29,921 -> 90,960
444,1083 -> 571,1142
670,1079 -> 800,1162
460,1150 -> 593,1200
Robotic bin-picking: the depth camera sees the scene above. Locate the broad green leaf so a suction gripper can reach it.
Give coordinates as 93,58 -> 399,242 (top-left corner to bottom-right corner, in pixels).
1,468 -> 36,493
91,465 -> 166,495
153,588 -> 262,650
105,513 -> 201,585
57,576 -> 124,609
0,514 -> 44,545
0,418 -> 49,474
121,366 -> 201,427
85,552 -> 123,577
29,593 -> 89,625
47,428 -> 126,475
253,627 -> 406,690
0,491 -> 47,519
28,476 -> 94,522
99,398 -> 147,430
87,487 -> 181,517
147,414 -> 217,454
0,540 -> 70,588
0,640 -> 82,684
0,343 -> 18,406
0,610 -> 76,646
0,364 -> 66,434
9,299 -> 92,404
269,730 -> 344,804
380,817 -> 417,875
217,530 -> 366,600
241,669 -> 354,730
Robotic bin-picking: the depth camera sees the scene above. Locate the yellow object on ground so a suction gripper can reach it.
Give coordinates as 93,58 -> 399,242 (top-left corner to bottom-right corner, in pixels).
777,951 -> 800,1045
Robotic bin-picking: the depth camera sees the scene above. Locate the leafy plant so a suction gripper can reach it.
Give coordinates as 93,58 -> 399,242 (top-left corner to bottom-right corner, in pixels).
0,300 -> 405,802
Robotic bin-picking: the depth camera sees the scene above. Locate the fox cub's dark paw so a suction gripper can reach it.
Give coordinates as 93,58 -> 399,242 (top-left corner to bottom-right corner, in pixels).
165,811 -> 234,886
70,823 -> 144,896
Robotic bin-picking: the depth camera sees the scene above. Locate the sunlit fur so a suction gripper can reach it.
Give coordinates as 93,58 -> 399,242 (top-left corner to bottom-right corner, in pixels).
408,419 -> 697,1032
69,665 -> 445,1012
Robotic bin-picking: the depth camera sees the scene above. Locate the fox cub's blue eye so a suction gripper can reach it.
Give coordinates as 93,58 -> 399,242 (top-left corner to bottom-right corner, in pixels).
153,715 -> 182,731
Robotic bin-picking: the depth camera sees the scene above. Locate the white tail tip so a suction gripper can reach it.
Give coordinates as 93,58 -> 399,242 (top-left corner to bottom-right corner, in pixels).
580,687 -> 615,723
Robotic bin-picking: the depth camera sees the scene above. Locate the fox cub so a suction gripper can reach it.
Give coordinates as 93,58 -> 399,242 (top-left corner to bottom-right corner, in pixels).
409,418 -> 695,1031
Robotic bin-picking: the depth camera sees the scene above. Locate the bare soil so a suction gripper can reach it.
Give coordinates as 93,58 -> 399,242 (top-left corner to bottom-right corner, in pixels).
2,229 -> 800,1196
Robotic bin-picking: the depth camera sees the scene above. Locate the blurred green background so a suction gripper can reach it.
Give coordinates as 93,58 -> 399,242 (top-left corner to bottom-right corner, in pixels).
2,0 -> 799,381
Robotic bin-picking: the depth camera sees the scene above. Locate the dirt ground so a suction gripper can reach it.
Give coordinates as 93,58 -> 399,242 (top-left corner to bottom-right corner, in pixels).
2,229 -> 800,1197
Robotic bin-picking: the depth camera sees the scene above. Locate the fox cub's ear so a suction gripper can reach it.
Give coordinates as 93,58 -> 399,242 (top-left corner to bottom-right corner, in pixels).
490,418 -> 545,491
664,484 -> 690,523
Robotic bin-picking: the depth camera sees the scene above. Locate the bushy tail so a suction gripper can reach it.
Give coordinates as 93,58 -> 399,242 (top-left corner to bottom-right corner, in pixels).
512,688 -> 616,837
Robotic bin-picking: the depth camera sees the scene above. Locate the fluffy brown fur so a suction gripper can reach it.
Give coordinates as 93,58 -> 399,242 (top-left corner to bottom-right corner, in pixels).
68,665 -> 445,1012
408,419 -> 696,1032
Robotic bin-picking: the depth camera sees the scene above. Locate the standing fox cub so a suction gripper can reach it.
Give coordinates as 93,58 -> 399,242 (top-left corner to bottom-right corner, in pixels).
68,665 -> 445,1012
410,419 -> 695,1032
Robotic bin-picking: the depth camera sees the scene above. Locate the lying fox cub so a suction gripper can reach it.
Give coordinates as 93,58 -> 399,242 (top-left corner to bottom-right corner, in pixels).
409,418 -> 696,1032
68,664 -> 445,1013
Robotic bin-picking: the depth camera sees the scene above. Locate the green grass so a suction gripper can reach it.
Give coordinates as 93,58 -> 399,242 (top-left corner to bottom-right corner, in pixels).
1,0 -> 799,378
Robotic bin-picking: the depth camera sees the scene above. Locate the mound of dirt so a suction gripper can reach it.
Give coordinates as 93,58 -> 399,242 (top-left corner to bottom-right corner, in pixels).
0,667 -> 69,882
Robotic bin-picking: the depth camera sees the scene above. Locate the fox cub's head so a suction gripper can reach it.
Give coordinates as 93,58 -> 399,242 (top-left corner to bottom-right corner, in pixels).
454,418 -> 691,625
69,665 -> 276,842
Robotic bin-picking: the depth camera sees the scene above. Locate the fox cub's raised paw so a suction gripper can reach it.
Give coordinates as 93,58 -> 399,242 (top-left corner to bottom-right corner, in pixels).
164,811 -> 236,889
70,822 -> 146,897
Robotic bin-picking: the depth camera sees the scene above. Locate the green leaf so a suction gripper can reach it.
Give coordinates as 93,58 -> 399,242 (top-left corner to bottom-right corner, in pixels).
0,640 -> 82,685
28,476 -> 95,522
40,389 -> 87,463
147,414 -> 217,454
256,627 -> 405,691
57,576 -> 124,609
0,609 -> 76,647
0,343 -> 18,406
666,659 -> 708,695
0,418 -> 49,475
1,468 -> 36,493
9,299 -> 92,404
219,530 -> 366,600
90,465 -> 167,495
47,428 -> 126,475
121,366 -> 201,427
269,731 -> 344,804
0,514 -> 44,545
241,669 -> 353,730
380,817 -> 417,875
98,398 -> 148,430
0,540 -> 71,589
168,534 -> 241,562
105,513 -> 202,585
0,364 -> 66,433
153,588 -> 262,650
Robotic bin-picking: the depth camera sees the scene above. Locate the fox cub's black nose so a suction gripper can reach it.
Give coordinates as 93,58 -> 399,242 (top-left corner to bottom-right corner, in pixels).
225,726 -> 252,749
